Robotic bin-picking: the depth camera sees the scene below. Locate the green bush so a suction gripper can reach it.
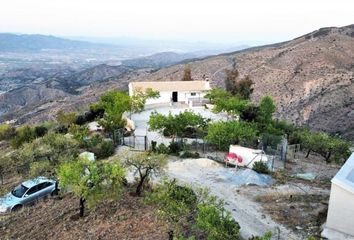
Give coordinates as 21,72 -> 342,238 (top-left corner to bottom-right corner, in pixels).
146,180 -> 241,239
11,125 -> 36,148
0,124 -> 15,141
91,138 -> 115,159
149,110 -> 207,139
288,130 -> 303,145
249,231 -> 272,240
145,180 -> 198,226
155,143 -> 169,154
34,125 -> 48,138
205,121 -> 258,150
252,161 -> 270,174
196,203 -> 240,240
299,130 -> 352,163
169,141 -> 182,155
68,124 -> 89,144
29,160 -> 52,177
180,151 -> 200,158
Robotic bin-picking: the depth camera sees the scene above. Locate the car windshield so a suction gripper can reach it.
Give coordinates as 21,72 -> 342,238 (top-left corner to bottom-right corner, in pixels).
11,184 -> 29,198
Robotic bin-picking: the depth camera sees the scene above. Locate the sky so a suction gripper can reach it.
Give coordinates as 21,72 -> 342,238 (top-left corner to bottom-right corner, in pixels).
0,0 -> 353,45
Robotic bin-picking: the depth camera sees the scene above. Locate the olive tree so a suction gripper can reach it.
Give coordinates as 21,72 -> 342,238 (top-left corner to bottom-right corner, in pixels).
122,151 -> 167,196
98,91 -> 131,135
300,130 -> 352,163
205,121 -> 258,150
149,110 -> 208,140
58,158 -> 126,217
98,89 -> 159,138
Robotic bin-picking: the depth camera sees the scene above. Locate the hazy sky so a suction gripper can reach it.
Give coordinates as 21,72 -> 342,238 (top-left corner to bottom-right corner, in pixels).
0,0 -> 353,44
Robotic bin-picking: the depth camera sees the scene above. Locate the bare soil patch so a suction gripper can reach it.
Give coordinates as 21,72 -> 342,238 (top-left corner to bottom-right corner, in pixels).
255,192 -> 328,238
0,191 -> 170,240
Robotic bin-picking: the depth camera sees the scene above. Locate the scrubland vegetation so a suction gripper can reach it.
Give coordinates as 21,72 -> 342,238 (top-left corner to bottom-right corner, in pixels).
0,70 -> 352,239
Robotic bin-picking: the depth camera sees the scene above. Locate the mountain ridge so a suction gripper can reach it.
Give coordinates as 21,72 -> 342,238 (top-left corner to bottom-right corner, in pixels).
0,33 -> 120,52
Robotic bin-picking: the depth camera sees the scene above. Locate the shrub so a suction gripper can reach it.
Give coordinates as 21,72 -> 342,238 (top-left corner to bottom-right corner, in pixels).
205,121 -> 258,150
252,161 -> 270,174
11,125 -> 36,148
29,160 -> 52,177
56,110 -> 77,127
249,231 -> 272,240
155,143 -> 169,154
146,180 -> 241,239
34,125 -> 48,137
180,151 -> 200,159
68,124 -> 89,144
145,180 -> 198,226
54,125 -> 68,134
151,141 -> 157,152
0,124 -> 15,141
169,141 -> 182,155
240,104 -> 259,122
261,133 -> 283,150
256,96 -> 276,126
91,139 -> 115,159
149,110 -> 207,139
288,130 -> 303,145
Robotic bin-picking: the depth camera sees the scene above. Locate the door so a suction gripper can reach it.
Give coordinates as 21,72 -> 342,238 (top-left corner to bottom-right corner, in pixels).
36,182 -> 53,198
22,185 -> 39,205
172,92 -> 178,102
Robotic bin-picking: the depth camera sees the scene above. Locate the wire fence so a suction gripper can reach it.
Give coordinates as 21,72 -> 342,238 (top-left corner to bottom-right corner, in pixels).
112,128 -> 296,171
112,129 -> 148,151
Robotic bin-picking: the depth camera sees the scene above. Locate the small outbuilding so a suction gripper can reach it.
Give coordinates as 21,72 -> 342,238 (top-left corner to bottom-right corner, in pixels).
322,152 -> 354,240
128,80 -> 211,106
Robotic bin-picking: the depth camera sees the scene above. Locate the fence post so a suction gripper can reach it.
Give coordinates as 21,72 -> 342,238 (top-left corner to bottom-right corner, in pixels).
144,136 -> 148,151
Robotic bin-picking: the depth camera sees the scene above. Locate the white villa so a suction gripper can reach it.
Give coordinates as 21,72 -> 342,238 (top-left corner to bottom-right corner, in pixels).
322,152 -> 354,240
128,80 -> 211,106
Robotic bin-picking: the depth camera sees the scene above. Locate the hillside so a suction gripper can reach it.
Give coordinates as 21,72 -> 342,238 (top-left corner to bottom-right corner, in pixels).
127,24 -> 354,138
121,51 -> 197,69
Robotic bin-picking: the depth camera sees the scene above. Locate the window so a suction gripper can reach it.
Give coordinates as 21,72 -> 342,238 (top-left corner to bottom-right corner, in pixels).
12,184 -> 29,198
26,186 -> 39,196
37,182 -> 53,191
191,92 -> 196,96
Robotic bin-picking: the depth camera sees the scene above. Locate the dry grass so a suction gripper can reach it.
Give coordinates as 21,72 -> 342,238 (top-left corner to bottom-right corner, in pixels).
0,191 -> 170,240
255,192 -> 329,238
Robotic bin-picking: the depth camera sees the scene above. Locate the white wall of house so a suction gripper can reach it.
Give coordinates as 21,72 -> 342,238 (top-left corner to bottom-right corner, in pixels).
325,183 -> 354,238
322,152 -> 354,239
145,91 -> 173,105
145,90 -> 206,105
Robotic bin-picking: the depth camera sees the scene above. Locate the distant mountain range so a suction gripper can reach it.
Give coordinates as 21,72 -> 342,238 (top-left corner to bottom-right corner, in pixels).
0,33 -> 120,52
